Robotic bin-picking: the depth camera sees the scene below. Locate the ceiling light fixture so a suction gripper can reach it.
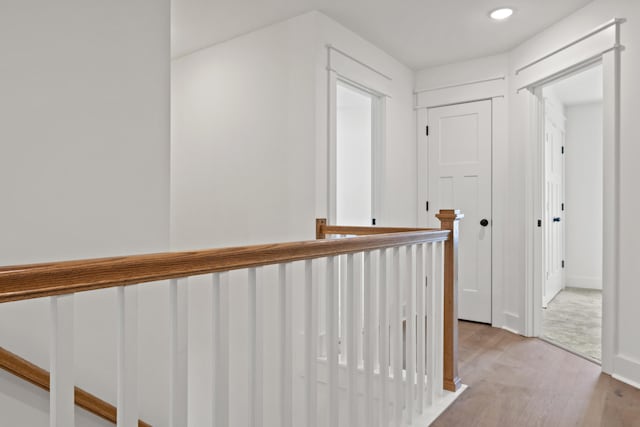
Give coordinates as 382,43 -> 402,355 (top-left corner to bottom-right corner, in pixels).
490,7 -> 514,20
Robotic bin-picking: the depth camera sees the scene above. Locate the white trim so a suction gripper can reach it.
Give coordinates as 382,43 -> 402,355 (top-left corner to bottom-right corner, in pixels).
414,96 -> 504,111
415,76 -> 506,111
612,374 -> 640,390
329,70 -> 392,98
600,47 -> 620,375
416,76 -> 507,328
503,312 -> 521,335
565,276 -> 602,290
327,44 -> 392,81
515,18 -> 625,75
517,46 -> 622,93
414,76 -> 505,94
524,21 -> 622,375
491,96 -> 508,328
526,88 -> 544,338
613,354 -> 640,390
501,326 -> 520,335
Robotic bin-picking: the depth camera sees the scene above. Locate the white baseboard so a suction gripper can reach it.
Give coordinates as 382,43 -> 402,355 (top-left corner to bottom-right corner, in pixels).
418,385 -> 467,426
565,275 -> 602,290
502,312 -> 522,335
613,354 -> 640,390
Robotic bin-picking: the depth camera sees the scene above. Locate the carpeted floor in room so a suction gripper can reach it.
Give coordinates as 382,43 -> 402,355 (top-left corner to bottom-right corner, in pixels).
542,287 -> 602,362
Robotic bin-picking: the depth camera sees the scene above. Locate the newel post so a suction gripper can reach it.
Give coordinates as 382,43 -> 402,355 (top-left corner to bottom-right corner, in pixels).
316,218 -> 327,240
436,209 -> 463,392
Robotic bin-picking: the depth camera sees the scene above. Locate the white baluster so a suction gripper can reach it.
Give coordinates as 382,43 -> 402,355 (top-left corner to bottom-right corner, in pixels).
435,242 -> 445,398
326,256 -> 339,427
416,244 -> 426,413
363,251 -> 374,427
406,245 -> 415,424
392,247 -> 403,427
170,278 -> 188,427
248,268 -> 263,427
340,254 -> 347,364
50,294 -> 74,427
425,243 -> 436,406
305,260 -> 318,427
347,253 -> 358,427
117,286 -> 138,427
356,253 -> 364,369
212,272 -> 229,426
378,249 -> 389,427
279,263 -> 293,427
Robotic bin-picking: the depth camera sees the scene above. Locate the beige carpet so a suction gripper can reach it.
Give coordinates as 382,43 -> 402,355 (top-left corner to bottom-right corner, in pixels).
541,287 -> 602,362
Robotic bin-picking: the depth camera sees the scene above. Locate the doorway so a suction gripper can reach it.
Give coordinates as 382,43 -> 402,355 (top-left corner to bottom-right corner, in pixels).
334,80 -> 381,226
539,64 -> 604,362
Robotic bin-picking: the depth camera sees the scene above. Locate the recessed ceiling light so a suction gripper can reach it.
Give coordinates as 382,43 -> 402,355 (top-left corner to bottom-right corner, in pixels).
490,8 -> 514,20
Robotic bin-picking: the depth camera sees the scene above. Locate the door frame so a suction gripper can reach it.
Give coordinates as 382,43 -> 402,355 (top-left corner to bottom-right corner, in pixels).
524,50 -> 620,374
415,79 -> 508,329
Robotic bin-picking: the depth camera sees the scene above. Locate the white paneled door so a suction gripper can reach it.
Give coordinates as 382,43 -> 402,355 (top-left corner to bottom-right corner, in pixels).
543,117 -> 565,306
427,100 -> 492,323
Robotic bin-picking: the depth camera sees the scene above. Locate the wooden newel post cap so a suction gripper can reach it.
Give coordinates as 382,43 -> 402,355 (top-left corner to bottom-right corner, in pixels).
316,218 -> 327,240
436,209 -> 464,224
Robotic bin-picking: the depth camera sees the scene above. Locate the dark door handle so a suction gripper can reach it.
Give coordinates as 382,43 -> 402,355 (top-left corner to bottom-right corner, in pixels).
480,219 -> 489,227
553,217 -> 561,222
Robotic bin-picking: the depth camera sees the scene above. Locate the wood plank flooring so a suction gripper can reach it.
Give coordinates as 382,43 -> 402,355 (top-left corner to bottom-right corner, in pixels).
432,321 -> 640,427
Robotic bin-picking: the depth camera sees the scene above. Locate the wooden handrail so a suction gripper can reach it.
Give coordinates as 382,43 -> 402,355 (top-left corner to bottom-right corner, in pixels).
319,223 -> 440,236
0,347 -> 151,427
0,230 -> 449,304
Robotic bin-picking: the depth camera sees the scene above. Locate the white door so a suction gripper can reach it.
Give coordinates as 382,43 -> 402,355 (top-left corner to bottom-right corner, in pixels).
543,117 -> 565,306
427,100 -> 492,323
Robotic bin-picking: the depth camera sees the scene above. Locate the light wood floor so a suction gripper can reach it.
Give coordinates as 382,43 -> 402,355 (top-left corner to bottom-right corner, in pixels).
432,321 -> 640,427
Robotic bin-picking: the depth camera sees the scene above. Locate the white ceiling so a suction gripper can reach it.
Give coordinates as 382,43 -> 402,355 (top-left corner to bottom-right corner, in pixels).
546,64 -> 603,106
171,0 -> 594,69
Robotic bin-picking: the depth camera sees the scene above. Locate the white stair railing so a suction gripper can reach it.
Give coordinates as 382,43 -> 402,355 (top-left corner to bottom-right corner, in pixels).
0,210 -> 463,427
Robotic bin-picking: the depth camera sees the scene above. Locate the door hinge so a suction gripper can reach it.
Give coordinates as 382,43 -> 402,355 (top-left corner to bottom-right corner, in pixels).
562,260 -> 565,268
372,218 -> 376,226
426,125 -> 429,136
426,201 -> 429,212
562,203 -> 565,211
537,219 -> 542,227
561,146 -> 565,154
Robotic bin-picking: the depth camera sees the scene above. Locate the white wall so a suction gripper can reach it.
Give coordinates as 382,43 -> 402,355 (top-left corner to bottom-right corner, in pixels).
171,10 -> 416,425
0,0 -> 171,425
565,102 -> 603,289
171,13 -> 318,251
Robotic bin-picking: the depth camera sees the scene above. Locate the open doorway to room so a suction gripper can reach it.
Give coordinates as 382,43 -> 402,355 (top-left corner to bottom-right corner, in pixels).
540,64 -> 603,363
335,80 -> 381,226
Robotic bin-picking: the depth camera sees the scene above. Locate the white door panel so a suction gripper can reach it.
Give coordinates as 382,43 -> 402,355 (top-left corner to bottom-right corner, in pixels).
427,100 -> 492,323
543,116 -> 565,306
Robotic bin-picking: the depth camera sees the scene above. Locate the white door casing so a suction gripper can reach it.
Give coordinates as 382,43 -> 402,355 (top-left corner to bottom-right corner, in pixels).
543,114 -> 565,307
427,100 -> 492,323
